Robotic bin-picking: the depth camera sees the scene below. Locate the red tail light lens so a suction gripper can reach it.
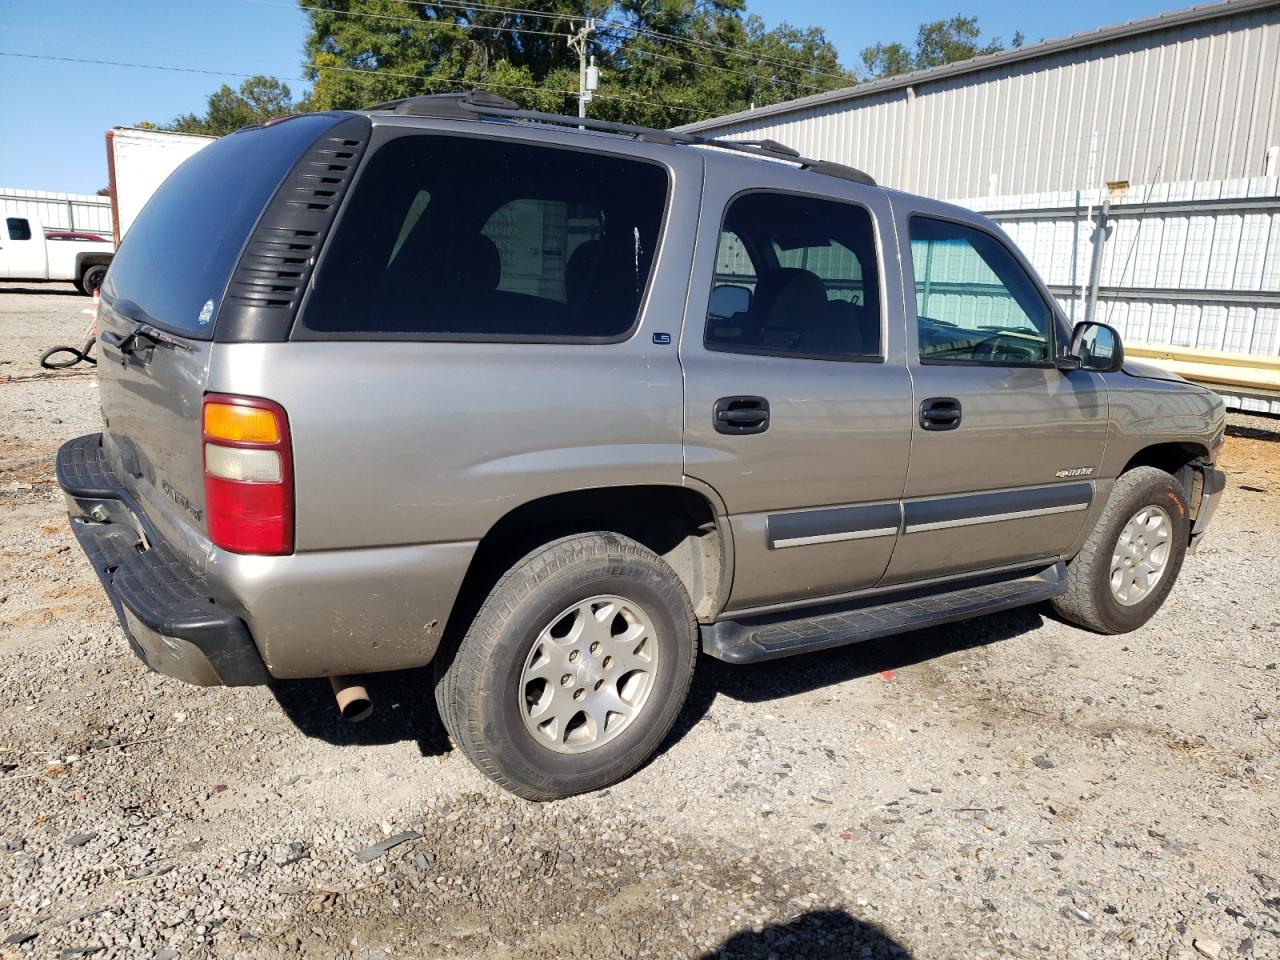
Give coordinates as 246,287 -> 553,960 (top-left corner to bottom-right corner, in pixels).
202,393 -> 294,555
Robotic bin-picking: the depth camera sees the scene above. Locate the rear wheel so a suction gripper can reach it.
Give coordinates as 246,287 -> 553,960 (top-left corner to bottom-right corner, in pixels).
79,264 -> 107,295
1052,466 -> 1191,633
434,532 -> 697,800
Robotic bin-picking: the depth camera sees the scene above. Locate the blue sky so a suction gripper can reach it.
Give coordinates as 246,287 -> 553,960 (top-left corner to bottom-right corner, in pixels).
1,0 -> 1183,194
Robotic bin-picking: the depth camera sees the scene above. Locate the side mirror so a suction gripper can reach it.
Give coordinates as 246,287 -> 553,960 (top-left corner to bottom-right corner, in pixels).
709,283 -> 751,319
1064,321 -> 1124,373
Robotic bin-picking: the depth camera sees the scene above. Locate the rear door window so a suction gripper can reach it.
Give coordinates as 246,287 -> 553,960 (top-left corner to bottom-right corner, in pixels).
103,114 -> 344,340
6,218 -> 31,241
302,135 -> 670,341
704,191 -> 882,360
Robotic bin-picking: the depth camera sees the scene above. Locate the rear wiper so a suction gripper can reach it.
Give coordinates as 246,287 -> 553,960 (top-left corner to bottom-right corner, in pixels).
100,300 -> 193,355
101,323 -> 192,355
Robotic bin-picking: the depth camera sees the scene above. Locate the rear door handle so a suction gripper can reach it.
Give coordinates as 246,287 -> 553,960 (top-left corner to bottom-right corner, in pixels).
714,396 -> 770,435
920,397 -> 961,431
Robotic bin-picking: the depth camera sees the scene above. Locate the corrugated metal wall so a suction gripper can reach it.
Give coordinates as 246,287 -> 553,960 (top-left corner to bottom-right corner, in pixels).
1,188 -> 113,235
956,175 -> 1280,411
694,5 -> 1280,199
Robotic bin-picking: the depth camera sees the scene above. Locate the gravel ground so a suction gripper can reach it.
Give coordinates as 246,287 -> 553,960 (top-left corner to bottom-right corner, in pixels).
2,282 -> 1278,960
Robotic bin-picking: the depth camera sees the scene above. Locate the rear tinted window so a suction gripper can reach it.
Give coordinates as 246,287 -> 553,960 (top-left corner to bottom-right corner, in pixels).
302,135 -> 670,341
6,218 -> 31,241
104,114 -> 341,339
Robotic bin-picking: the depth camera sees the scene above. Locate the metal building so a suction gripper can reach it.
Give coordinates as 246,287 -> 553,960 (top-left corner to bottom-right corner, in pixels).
676,0 -> 1280,199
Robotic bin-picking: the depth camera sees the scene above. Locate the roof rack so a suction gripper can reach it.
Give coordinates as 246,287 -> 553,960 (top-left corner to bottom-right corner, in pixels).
363,91 -> 876,186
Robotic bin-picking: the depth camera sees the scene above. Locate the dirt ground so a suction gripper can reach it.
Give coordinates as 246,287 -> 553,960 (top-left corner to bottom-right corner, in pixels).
1,283 -> 1278,960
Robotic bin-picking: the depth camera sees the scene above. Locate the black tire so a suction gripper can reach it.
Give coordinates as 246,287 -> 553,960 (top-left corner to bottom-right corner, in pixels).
79,264 -> 107,295
435,532 -> 698,800
1052,466 -> 1191,634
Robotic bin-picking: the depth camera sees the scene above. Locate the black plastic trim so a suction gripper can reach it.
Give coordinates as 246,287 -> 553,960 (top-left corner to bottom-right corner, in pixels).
904,482 -> 1093,530
56,435 -> 271,686
215,114 -> 372,342
767,502 -> 900,548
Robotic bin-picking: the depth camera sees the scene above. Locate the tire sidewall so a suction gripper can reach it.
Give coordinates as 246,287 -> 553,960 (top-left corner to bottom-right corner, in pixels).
1090,473 -> 1190,632
472,546 -> 695,797
82,265 -> 106,294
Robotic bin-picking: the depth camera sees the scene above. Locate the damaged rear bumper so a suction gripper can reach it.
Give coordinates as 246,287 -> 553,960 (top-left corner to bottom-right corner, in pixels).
55,433 -> 270,687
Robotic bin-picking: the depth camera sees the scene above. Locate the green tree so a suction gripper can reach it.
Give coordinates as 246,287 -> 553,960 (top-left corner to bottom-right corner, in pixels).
167,76 -> 300,136
299,0 -> 855,128
862,16 -> 1022,80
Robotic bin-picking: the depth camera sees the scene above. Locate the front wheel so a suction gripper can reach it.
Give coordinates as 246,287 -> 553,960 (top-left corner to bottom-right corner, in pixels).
1053,466 -> 1191,634
434,533 -> 698,800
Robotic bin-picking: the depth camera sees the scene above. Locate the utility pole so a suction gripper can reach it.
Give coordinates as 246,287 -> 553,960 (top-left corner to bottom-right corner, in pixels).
568,18 -> 597,118
1084,200 -> 1110,326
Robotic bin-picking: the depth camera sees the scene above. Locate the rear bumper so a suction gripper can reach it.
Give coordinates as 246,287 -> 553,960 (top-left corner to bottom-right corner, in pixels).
1190,465 -> 1227,550
56,434 -> 270,686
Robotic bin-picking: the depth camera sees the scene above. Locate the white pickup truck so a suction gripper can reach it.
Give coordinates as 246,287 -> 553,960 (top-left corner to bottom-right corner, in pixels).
1,215 -> 114,295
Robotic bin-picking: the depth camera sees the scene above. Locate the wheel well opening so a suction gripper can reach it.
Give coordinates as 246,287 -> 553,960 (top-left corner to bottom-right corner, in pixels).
78,256 -> 111,274
444,486 -> 725,653
1121,441 -> 1210,515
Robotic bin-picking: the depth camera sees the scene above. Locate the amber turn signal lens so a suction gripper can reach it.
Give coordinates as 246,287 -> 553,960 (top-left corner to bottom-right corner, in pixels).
203,402 -> 281,444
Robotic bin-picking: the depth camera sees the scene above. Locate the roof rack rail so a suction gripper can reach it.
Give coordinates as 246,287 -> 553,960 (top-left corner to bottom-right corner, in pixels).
362,91 -> 876,186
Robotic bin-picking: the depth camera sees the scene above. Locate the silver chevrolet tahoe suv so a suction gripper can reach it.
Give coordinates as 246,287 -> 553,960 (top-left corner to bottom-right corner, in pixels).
57,92 -> 1227,800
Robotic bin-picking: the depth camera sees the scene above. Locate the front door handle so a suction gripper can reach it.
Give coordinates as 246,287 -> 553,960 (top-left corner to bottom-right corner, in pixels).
920,396 -> 961,431
714,396 -> 770,435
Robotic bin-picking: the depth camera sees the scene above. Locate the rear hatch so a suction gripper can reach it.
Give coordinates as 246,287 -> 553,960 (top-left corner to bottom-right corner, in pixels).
96,113 -> 360,564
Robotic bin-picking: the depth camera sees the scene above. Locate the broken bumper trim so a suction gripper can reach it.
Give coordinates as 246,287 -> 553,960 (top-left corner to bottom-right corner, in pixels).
1190,465 -> 1227,550
56,433 -> 271,687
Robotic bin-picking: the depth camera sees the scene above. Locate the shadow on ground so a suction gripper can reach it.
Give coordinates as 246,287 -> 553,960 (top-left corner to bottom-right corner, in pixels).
0,286 -> 86,297
700,909 -> 911,959
663,605 -> 1046,753
1227,420 -> 1280,443
270,666 -> 450,756
270,603 -> 1043,769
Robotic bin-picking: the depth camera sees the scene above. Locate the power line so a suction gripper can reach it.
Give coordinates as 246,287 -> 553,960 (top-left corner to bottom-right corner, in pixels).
351,0 -> 854,84
0,49 -> 705,116
0,50 -> 561,96
605,19 -> 851,84
266,0 -> 571,41
0,50 -> 288,82
612,38 -> 828,93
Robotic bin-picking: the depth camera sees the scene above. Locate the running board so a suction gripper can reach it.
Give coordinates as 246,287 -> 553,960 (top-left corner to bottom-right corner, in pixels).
701,563 -> 1067,664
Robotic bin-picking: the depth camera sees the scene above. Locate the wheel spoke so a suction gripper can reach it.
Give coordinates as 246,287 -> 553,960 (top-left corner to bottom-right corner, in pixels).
522,643 -> 564,682
587,687 -> 635,735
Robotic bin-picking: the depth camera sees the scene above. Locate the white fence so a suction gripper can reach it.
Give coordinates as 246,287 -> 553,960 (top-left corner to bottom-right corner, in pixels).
0,188 -> 113,236
957,176 -> 1280,413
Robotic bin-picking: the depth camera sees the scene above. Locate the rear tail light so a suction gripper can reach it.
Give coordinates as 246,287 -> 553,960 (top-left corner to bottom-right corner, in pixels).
202,394 -> 293,555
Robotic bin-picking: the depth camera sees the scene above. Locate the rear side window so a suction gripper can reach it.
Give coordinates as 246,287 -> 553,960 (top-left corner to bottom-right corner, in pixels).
705,192 -> 881,360
303,135 -> 670,341
6,218 -> 31,241
104,114 -> 344,339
